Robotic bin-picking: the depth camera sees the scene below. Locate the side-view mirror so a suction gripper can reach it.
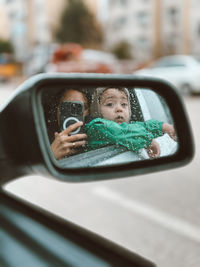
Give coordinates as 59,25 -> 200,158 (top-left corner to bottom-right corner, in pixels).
0,73 -> 194,185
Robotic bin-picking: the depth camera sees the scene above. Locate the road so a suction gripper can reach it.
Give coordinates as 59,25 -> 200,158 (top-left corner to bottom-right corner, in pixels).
2,80 -> 200,267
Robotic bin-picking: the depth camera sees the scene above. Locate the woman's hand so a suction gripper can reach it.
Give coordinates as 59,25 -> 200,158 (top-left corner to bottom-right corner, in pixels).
162,123 -> 177,141
147,139 -> 161,158
51,121 -> 87,160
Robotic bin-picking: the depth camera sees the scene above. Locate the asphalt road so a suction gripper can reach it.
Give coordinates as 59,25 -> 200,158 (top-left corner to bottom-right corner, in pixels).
2,80 -> 200,267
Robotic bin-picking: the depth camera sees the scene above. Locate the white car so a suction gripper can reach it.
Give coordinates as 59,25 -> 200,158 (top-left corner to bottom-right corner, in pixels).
134,55 -> 200,95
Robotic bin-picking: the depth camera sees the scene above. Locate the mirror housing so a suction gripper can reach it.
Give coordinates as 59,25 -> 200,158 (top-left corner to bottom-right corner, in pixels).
0,73 -> 194,185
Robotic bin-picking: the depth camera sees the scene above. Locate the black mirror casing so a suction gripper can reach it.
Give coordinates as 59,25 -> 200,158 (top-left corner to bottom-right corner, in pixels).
0,73 -> 194,185
0,85 -> 46,184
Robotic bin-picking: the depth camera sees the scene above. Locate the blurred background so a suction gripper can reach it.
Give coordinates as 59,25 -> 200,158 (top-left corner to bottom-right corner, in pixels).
0,0 -> 200,80
1,1 -> 200,267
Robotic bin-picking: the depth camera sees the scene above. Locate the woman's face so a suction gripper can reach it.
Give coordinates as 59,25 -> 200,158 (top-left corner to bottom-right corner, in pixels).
57,89 -> 89,125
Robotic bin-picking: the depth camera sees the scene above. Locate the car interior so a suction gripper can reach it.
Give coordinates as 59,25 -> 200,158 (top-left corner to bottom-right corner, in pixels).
0,190 -> 154,267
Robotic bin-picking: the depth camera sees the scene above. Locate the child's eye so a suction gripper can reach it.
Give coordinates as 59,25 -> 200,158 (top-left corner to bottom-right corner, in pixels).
121,103 -> 128,107
106,103 -> 113,107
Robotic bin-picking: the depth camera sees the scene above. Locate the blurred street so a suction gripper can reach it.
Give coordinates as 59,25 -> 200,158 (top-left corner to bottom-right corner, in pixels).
2,80 -> 200,267
0,77 -> 24,105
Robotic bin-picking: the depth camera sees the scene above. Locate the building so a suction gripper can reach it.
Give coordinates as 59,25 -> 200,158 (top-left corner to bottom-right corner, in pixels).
185,0 -> 200,55
0,3 -> 10,40
1,0 -> 28,61
0,0 -> 99,62
160,0 -> 200,56
161,0 -> 186,55
2,0 -> 200,65
104,0 -> 200,63
103,0 -> 155,63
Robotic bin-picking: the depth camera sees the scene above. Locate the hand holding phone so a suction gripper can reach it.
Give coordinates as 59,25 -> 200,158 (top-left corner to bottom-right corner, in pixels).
60,101 -> 84,135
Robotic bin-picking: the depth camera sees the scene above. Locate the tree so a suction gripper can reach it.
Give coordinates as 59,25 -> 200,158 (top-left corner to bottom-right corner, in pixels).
112,41 -> 132,59
0,39 -> 13,54
55,0 -> 103,48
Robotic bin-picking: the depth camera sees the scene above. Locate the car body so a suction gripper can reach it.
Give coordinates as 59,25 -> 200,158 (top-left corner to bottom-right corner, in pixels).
134,55 -> 200,95
44,43 -> 117,74
0,188 -> 155,267
0,74 -> 194,266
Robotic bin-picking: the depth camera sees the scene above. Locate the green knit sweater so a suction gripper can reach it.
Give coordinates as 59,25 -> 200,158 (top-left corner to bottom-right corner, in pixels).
84,118 -> 164,152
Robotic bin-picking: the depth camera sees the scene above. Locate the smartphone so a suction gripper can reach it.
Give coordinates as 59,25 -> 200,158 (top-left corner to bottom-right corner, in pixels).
60,101 -> 84,135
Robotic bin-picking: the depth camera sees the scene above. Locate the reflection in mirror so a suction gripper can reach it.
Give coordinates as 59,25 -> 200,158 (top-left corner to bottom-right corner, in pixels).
42,86 -> 178,168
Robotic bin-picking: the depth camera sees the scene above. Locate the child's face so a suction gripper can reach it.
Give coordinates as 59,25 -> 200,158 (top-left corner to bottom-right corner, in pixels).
100,88 -> 130,124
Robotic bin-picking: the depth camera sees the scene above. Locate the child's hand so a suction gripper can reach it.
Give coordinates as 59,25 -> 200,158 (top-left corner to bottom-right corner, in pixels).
162,123 -> 177,141
147,139 -> 161,158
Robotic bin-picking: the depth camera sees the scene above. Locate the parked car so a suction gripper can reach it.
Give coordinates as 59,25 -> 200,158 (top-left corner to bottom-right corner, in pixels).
45,43 -> 117,74
0,73 -> 194,266
134,55 -> 200,95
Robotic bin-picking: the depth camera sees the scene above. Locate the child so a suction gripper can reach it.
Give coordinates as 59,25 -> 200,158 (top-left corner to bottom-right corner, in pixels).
85,87 -> 176,158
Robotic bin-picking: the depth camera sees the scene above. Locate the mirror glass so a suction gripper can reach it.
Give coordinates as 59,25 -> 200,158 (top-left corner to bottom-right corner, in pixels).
41,86 -> 178,168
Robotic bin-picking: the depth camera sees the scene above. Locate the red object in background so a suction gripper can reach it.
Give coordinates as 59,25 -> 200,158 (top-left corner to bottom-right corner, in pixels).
52,43 -> 83,63
50,43 -> 114,74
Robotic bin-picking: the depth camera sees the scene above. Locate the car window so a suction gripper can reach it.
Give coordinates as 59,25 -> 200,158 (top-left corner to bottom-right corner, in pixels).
153,60 -> 186,68
135,88 -> 173,123
41,85 -> 177,168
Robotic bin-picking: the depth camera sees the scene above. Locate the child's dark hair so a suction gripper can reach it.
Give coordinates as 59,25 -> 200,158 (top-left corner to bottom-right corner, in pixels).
97,86 -> 129,103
